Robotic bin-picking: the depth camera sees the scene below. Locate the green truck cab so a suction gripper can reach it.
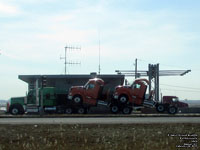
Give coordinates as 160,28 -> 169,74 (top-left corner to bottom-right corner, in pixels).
7,97 -> 26,115
7,87 -> 67,115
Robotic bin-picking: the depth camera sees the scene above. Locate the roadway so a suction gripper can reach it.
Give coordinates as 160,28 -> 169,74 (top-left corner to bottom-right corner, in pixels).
0,117 -> 200,124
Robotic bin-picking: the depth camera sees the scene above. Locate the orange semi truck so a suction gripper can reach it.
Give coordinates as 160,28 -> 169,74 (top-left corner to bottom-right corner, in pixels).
114,79 -> 188,114
67,78 -> 111,114
68,78 -> 188,114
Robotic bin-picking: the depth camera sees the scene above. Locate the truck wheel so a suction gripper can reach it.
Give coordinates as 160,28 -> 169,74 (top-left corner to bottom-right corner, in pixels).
9,104 -> 24,115
122,107 -> 132,114
77,107 -> 86,114
110,105 -> 119,114
65,107 -> 73,114
73,95 -> 82,104
156,104 -> 165,113
119,95 -> 128,103
168,106 -> 177,114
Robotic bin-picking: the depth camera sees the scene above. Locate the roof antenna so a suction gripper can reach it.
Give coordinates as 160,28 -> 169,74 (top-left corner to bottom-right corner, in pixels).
98,30 -> 101,75
60,44 -> 81,74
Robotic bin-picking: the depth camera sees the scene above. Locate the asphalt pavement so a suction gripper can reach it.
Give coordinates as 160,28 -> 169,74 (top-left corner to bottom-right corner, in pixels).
0,117 -> 200,124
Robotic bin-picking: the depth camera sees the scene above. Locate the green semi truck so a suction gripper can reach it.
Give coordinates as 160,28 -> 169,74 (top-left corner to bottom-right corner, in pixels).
6,87 -> 72,115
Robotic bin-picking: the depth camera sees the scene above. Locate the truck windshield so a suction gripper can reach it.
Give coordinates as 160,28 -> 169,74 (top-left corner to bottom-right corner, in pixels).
131,84 -> 141,89
84,81 -> 89,89
28,90 -> 36,97
172,97 -> 179,102
28,91 -> 32,97
85,83 -> 95,90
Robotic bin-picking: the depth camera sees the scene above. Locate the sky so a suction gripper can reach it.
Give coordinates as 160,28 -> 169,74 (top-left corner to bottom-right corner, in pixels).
0,0 -> 200,100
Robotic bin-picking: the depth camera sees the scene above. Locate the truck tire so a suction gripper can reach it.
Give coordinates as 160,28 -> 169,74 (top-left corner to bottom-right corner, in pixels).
122,107 -> 132,114
156,104 -> 165,113
77,107 -> 86,114
73,95 -> 82,104
110,105 -> 119,114
9,104 -> 24,115
65,107 -> 73,114
168,106 -> 177,114
119,95 -> 128,104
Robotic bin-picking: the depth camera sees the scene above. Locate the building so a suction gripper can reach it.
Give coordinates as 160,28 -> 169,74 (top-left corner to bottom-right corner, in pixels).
19,73 -> 125,94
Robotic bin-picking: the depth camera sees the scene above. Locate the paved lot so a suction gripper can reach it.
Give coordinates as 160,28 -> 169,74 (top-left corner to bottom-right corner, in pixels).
0,117 -> 200,124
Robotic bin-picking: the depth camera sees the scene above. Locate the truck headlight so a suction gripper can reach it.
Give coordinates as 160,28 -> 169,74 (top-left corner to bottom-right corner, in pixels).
114,93 -> 118,99
68,93 -> 73,100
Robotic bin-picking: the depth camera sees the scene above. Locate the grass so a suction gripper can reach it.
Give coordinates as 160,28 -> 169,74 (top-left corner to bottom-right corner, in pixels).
0,123 -> 199,150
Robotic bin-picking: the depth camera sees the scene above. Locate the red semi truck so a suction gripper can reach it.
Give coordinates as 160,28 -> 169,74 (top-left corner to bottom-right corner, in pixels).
68,78 -> 188,114
158,96 -> 188,113
113,79 -> 188,114
67,78 -> 112,114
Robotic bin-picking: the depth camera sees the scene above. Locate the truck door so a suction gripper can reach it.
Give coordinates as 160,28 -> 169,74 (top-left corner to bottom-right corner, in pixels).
84,82 -> 99,105
132,84 -> 140,96
172,97 -> 179,106
132,83 -> 147,105
27,90 -> 36,105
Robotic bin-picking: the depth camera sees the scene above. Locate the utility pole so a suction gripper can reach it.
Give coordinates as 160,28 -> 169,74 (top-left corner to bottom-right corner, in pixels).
135,58 -> 137,79
98,32 -> 101,75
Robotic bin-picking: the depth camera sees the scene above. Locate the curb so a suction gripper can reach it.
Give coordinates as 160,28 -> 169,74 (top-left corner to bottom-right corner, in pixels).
0,113 -> 200,118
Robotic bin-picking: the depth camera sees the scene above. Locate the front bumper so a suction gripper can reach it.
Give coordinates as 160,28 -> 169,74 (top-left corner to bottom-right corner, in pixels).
113,95 -> 118,99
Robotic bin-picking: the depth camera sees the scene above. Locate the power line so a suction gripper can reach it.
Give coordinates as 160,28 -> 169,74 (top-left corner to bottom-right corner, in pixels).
98,31 -> 101,75
162,88 -> 200,93
160,83 -> 200,90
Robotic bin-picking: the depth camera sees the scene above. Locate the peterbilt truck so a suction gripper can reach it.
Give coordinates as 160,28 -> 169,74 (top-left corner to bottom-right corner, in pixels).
113,78 -> 188,114
68,78 -> 114,114
6,87 -> 73,115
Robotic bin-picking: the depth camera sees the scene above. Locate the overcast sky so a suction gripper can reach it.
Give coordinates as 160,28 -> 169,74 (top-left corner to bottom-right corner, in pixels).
0,0 -> 200,100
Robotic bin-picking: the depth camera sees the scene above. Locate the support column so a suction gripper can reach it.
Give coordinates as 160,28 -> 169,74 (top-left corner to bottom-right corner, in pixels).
148,64 -> 152,96
157,64 -> 159,102
35,79 -> 39,106
154,64 -> 159,102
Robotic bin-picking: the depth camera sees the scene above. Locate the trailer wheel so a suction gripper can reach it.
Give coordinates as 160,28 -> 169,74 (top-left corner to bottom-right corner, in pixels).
119,95 -> 128,103
122,107 -> 132,114
168,106 -> 177,114
110,105 -> 119,114
73,95 -> 82,104
9,104 -> 24,115
65,107 -> 73,114
77,107 -> 86,114
156,104 -> 165,113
